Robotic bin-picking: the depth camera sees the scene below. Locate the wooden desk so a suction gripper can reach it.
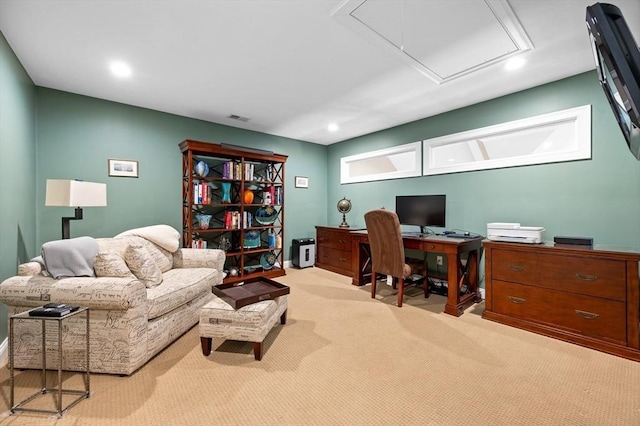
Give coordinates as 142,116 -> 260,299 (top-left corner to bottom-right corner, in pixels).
315,226 -> 365,276
350,231 -> 483,316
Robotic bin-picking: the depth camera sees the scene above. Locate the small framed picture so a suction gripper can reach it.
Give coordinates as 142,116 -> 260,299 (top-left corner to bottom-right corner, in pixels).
108,159 -> 139,178
295,176 -> 309,188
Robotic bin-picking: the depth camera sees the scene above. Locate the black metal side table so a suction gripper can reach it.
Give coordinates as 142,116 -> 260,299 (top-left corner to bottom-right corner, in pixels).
9,306 -> 90,417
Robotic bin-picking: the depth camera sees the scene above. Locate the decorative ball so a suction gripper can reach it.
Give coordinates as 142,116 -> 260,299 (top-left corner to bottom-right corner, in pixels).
243,188 -> 254,204
195,161 -> 209,177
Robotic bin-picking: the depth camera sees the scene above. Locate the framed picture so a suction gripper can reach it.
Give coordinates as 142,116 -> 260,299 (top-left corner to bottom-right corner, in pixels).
108,159 -> 139,178
295,176 -> 309,188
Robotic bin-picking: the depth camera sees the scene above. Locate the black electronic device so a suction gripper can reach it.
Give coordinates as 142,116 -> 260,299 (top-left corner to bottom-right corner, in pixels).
586,3 -> 640,160
395,194 -> 446,231
292,238 -> 315,268
29,303 -> 80,317
554,236 -> 594,246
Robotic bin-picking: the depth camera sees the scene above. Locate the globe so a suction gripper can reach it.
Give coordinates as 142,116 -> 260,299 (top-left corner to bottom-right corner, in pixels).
337,197 -> 352,228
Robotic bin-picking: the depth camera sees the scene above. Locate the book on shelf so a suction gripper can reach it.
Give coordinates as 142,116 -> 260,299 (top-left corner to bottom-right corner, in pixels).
224,211 -> 242,229
222,160 -> 248,180
192,239 -> 208,249
243,211 -> 253,228
244,163 -> 255,181
273,186 -> 282,205
193,182 -> 212,204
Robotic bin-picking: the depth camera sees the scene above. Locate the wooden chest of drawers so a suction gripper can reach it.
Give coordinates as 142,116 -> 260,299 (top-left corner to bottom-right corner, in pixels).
315,226 -> 363,277
483,240 -> 640,361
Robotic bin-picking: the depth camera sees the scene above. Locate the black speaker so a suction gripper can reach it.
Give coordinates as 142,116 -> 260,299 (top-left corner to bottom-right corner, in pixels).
554,236 -> 593,245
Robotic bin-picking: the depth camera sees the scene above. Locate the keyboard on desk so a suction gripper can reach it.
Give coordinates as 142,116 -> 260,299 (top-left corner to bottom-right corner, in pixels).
401,231 -> 424,237
445,233 -> 478,239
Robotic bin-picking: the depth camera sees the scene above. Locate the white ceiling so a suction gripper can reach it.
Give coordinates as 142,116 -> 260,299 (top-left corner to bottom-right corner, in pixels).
1,0 -> 639,145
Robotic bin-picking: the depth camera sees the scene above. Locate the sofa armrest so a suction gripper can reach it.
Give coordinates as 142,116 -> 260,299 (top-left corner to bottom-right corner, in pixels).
172,248 -> 225,271
18,262 -> 44,276
0,275 -> 146,310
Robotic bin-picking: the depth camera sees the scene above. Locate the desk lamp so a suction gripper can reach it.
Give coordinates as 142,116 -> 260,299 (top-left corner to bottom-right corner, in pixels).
45,179 -> 107,239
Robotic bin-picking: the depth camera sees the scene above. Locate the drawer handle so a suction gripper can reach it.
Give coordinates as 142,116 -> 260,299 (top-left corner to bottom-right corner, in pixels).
508,264 -> 525,272
508,296 -> 526,304
339,257 -> 346,262
575,310 -> 599,319
427,245 -> 436,250
339,239 -> 347,244
576,273 -> 597,281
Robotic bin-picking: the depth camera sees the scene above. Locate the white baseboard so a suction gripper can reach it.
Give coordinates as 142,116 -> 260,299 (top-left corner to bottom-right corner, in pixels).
0,338 -> 7,367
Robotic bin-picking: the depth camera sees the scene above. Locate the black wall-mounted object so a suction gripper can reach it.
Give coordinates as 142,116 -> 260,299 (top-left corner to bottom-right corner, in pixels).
586,3 -> 640,160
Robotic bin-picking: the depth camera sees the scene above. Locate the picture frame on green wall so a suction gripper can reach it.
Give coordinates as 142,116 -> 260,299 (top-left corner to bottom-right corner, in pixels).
295,176 -> 309,188
108,159 -> 139,178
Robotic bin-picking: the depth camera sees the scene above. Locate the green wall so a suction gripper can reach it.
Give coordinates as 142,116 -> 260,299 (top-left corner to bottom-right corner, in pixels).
35,88 -> 328,252
328,72 -> 640,252
0,32 -> 36,342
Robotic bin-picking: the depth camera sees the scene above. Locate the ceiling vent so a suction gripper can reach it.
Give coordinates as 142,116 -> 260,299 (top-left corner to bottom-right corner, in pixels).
333,0 -> 534,84
228,114 -> 250,122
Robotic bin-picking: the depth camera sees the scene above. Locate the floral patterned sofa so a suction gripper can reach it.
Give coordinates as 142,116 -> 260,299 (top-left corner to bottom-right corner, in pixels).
0,225 -> 225,375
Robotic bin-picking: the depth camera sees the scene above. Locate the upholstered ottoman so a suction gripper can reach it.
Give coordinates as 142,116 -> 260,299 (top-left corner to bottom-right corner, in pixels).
199,295 -> 288,360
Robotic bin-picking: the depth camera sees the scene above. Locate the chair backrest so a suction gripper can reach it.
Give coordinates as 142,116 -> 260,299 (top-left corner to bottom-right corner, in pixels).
364,209 -> 406,278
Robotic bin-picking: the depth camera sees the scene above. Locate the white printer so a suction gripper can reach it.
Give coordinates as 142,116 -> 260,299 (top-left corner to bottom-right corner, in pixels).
486,222 -> 545,244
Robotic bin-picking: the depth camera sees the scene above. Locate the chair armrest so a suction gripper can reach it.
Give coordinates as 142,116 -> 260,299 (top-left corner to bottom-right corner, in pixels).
172,248 -> 225,271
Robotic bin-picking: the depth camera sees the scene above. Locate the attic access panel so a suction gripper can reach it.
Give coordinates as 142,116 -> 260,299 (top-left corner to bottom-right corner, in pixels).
333,0 -> 533,83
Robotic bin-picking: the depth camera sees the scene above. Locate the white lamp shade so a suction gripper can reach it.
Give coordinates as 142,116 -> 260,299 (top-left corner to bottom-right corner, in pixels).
45,179 -> 107,207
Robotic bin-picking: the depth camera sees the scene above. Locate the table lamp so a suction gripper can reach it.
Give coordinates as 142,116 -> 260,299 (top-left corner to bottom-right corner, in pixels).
45,179 -> 107,239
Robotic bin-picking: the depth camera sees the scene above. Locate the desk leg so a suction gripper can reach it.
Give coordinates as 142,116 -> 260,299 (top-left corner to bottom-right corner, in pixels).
443,248 -> 481,316
467,249 -> 482,303
444,253 -> 461,316
351,241 -> 370,286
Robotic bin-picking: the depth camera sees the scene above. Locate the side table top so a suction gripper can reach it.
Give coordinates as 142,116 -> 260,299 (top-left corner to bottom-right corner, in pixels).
12,306 -> 88,320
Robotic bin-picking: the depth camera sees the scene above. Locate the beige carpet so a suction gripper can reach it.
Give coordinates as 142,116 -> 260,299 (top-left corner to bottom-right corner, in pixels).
1,266 -> 639,425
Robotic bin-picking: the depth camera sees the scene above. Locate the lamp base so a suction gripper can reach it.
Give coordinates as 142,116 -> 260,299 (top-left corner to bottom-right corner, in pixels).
61,207 -> 83,239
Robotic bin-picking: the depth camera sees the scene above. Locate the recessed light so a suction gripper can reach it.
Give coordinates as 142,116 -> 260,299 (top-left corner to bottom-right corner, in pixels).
504,57 -> 525,71
110,61 -> 132,78
328,123 -> 339,132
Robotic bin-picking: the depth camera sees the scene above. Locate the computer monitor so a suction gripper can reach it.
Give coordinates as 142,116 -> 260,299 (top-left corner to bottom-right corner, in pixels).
395,195 -> 446,230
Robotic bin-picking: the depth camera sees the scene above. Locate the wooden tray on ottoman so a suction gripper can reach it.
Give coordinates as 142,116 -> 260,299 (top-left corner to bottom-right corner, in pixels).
212,278 -> 290,309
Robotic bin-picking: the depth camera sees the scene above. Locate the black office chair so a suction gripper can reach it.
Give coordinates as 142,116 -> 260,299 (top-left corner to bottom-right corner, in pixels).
364,209 -> 428,307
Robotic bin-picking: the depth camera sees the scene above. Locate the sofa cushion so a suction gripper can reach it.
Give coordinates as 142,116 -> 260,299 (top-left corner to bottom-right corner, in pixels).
97,237 -> 133,257
124,243 -> 163,288
94,252 -> 135,278
99,236 -> 173,273
137,238 -> 173,273
146,268 -> 216,320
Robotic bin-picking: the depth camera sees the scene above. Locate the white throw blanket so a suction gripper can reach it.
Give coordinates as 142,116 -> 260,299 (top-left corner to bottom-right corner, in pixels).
115,224 -> 181,252
40,236 -> 99,279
